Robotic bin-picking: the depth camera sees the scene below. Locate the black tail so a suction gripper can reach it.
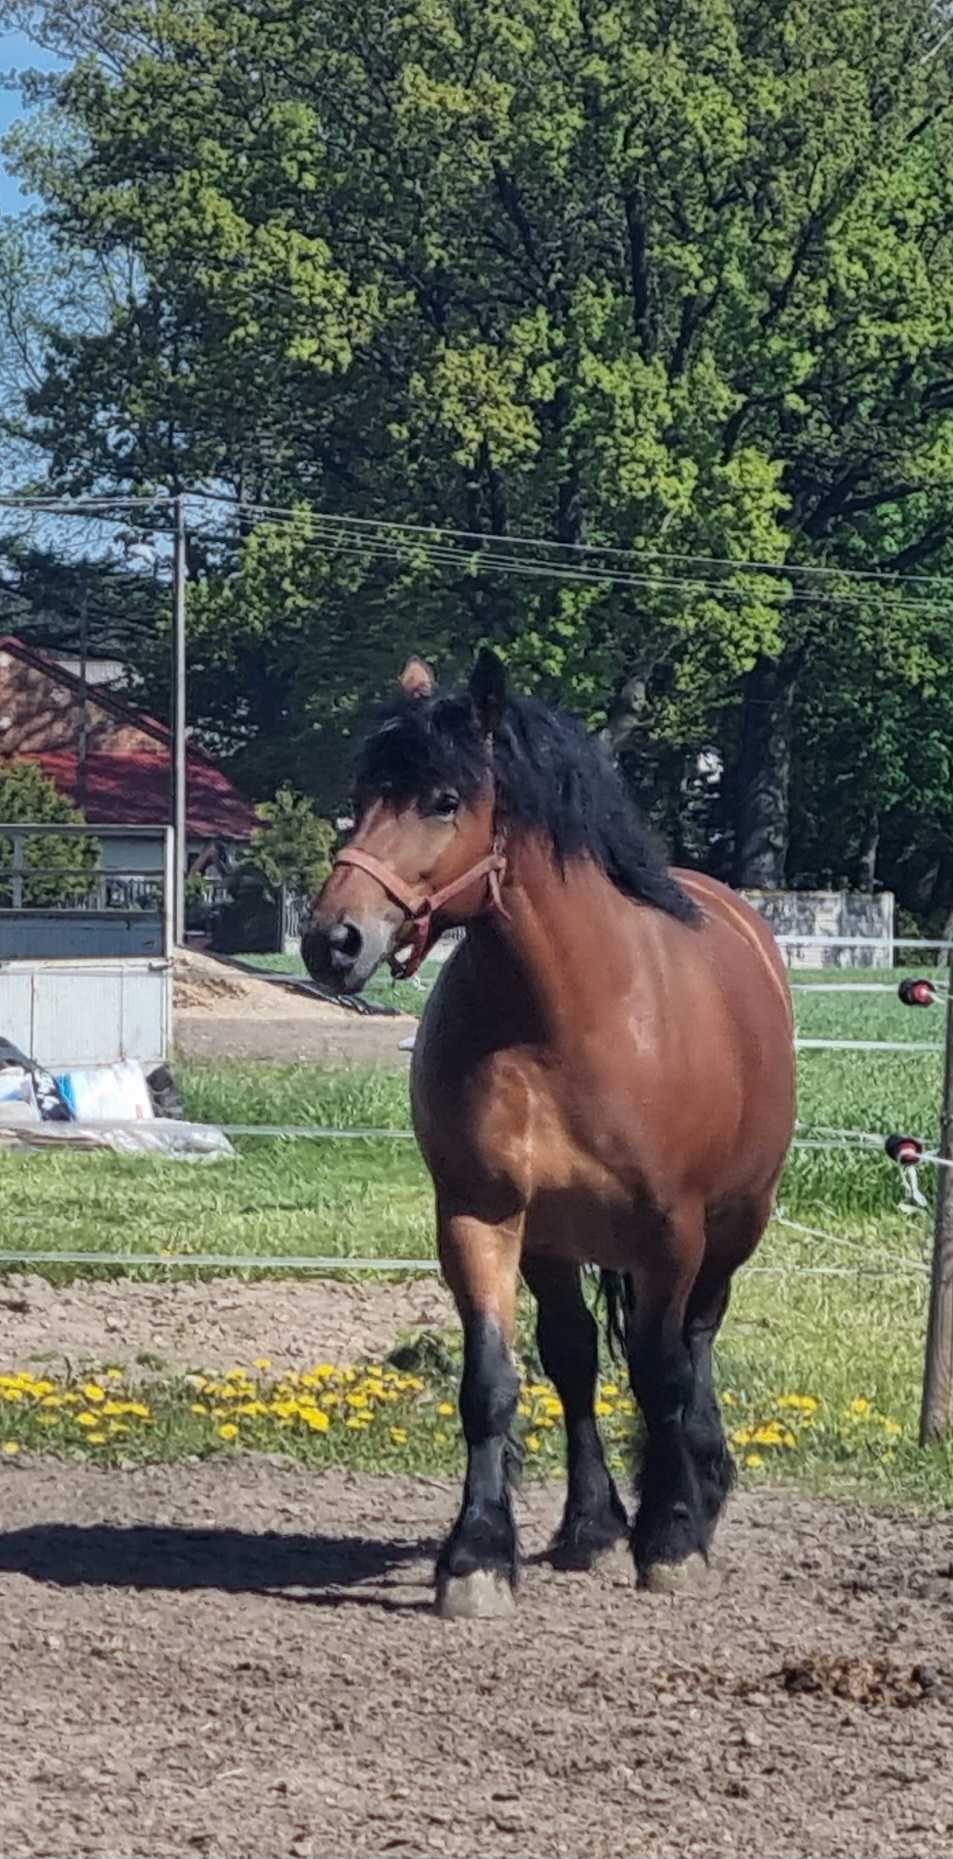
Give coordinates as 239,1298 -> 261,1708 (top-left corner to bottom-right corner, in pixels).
597,1269 -> 636,1361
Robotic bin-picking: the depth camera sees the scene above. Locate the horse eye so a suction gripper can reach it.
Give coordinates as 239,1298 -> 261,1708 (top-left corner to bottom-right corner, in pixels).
430,790 -> 460,819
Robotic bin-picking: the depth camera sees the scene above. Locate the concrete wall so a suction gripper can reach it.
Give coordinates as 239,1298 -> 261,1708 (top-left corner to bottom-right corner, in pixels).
0,958 -> 170,1065
743,889 -> 894,967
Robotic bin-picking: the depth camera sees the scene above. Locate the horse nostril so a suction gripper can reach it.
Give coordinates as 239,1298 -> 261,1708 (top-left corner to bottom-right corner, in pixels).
327,920 -> 363,963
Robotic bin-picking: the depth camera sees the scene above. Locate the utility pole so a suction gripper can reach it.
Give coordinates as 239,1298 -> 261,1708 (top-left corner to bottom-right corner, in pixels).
920,986 -> 953,1443
171,494 -> 187,945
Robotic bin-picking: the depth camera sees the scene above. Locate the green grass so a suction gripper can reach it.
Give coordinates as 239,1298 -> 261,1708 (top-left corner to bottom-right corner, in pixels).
0,963 -> 950,1505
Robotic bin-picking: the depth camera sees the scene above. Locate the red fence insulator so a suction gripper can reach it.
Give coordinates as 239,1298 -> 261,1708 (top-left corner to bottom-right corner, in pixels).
898,978 -> 937,1008
885,1133 -> 924,1167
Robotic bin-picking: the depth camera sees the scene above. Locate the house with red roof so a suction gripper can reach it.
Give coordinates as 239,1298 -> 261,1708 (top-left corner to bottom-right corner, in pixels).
0,634 -> 258,873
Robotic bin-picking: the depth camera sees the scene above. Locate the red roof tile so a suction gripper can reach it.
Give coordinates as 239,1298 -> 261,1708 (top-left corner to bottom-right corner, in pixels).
13,751 -> 258,840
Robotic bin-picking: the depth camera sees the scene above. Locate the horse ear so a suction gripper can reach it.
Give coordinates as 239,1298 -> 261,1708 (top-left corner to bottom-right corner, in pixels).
398,655 -> 435,700
469,647 -> 507,736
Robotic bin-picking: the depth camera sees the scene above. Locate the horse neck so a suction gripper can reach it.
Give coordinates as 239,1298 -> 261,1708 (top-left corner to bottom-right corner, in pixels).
464,834 -> 640,1037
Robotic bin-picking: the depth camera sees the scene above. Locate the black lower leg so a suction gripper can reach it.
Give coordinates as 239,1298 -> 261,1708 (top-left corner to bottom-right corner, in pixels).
629,1315 -> 707,1571
528,1262 -> 628,1567
437,1314 -> 520,1586
684,1292 -> 735,1543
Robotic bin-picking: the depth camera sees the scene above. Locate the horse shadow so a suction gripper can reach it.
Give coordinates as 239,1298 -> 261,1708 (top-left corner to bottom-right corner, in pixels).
0,1521 -> 440,1613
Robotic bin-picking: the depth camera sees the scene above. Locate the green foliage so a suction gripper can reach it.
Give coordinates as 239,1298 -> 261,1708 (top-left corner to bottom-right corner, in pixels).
5,0 -> 953,891
249,788 -> 335,896
0,759 -> 98,905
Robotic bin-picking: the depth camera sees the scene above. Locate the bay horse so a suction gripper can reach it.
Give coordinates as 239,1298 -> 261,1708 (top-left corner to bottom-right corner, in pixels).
303,650 -> 795,1619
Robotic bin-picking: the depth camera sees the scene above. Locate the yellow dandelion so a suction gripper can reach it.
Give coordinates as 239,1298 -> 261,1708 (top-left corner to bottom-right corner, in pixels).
847,1397 -> 872,1418
434,1429 -> 447,1444
86,1433 -> 107,1445
722,1391 -> 738,1407
0,1388 -> 23,1403
217,1423 -> 239,1441
777,1394 -> 819,1414
190,1404 -> 208,1417
744,1453 -> 764,1469
76,1412 -> 99,1428
345,1392 -> 369,1409
594,1400 -> 613,1417
108,1422 -> 129,1436
390,1427 -> 408,1445
437,1402 -> 454,1417
301,1409 -> 330,1433
881,1418 -> 902,1438
79,1383 -> 106,1404
526,1434 -> 541,1453
1,1440 -> 20,1455
40,1394 -> 64,1410
254,1358 -> 271,1372
601,1383 -> 619,1397
225,1369 -> 246,1383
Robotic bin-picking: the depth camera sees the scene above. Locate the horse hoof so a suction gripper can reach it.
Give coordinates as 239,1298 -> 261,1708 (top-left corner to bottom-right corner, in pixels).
638,1552 -> 720,1598
436,1569 -> 516,1620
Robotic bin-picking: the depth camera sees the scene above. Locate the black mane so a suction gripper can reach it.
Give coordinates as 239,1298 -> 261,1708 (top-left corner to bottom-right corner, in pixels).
354,686 -> 699,924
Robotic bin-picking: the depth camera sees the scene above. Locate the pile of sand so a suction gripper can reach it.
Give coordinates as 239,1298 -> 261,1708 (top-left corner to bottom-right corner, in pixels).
172,948 -> 348,1021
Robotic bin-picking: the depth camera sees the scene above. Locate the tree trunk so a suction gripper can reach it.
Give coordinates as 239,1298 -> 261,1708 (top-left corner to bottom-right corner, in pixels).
856,809 -> 879,892
733,656 -> 796,890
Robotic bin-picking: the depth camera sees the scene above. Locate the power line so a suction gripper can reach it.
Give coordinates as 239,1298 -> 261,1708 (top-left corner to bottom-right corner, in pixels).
204,492 -> 953,593
5,488 -> 952,616
197,508 -> 953,617
0,493 -> 175,511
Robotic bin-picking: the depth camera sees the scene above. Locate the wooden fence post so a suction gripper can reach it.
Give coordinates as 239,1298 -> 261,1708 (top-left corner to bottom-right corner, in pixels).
920,988 -> 953,1443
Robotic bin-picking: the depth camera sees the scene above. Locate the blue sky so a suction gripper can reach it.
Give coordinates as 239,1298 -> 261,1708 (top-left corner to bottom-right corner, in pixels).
1,27 -> 67,216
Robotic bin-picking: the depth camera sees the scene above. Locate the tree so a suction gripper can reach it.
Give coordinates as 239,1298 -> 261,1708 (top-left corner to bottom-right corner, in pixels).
0,758 -> 98,904
248,787 -> 335,898
5,0 -> 953,882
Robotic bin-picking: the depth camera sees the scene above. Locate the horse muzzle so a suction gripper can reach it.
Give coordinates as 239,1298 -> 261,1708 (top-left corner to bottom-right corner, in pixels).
300,912 -> 397,993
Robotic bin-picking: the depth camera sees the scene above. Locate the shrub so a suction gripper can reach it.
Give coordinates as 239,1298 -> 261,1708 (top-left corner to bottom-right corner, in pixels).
249,788 -> 335,900
0,761 -> 99,907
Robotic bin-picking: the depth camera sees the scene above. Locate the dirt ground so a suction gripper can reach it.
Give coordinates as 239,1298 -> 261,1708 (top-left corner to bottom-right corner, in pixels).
172,951 -> 417,1064
1,1462 -> 951,1859
175,1014 -> 415,1065
1,1276 -> 452,1376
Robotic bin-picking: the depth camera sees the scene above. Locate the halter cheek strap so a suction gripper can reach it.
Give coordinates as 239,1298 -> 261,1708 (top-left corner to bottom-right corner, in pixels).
332,843 -> 507,980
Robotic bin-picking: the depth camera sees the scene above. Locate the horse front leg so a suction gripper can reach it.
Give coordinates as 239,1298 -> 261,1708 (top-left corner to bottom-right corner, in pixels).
436,1203 -> 523,1621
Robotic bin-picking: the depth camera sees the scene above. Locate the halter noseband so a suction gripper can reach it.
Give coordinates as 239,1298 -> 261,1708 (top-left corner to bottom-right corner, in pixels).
331,840 -> 507,980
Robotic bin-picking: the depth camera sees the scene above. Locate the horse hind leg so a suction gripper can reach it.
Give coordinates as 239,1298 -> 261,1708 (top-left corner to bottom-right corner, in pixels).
522,1254 -> 628,1571
683,1271 -> 735,1545
684,1194 -> 775,1543
625,1207 -> 716,1595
